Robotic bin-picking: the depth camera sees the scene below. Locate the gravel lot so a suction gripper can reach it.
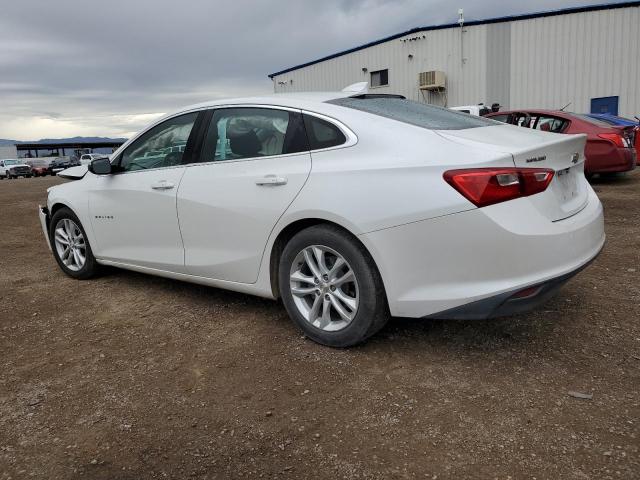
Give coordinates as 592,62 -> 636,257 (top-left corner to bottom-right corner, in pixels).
1,173 -> 638,479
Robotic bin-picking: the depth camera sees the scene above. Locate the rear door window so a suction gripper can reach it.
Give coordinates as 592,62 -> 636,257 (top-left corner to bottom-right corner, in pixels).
199,108 -> 308,163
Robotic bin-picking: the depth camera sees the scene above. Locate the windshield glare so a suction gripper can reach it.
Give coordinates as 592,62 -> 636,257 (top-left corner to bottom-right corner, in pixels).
4,160 -> 18,165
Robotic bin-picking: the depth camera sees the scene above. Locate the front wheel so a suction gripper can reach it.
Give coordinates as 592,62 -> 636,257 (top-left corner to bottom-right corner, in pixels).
279,225 -> 388,347
49,207 -> 100,280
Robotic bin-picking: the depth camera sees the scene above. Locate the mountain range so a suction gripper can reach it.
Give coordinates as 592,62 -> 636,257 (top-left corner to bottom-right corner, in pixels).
0,136 -> 127,146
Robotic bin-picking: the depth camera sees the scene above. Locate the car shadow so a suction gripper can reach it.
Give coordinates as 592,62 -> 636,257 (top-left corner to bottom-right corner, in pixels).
96,268 -> 579,358
589,171 -> 638,185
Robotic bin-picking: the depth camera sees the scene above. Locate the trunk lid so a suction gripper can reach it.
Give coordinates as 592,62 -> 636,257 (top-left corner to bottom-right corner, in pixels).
436,125 -> 589,221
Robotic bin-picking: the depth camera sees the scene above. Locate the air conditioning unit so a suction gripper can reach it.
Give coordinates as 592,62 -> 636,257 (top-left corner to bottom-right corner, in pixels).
419,71 -> 446,90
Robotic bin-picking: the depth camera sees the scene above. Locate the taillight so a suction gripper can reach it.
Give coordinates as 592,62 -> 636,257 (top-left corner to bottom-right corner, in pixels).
598,132 -> 626,148
443,168 -> 554,207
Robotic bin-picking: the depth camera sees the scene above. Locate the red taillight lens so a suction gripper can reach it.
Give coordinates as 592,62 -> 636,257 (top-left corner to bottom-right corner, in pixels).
598,132 -> 626,148
443,168 -> 554,207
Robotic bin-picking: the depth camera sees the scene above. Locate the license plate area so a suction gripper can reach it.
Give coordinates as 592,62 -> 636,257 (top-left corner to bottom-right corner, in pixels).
555,167 -> 579,202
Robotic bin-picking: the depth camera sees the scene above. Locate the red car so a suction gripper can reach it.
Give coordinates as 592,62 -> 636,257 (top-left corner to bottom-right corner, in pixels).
485,109 -> 637,176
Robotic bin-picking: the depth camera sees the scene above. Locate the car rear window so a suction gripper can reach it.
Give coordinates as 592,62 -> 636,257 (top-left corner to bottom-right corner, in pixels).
571,113 -> 617,127
328,97 -> 499,130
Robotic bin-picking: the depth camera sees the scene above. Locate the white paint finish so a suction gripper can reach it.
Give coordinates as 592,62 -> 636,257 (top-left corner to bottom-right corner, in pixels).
43,93 -> 605,320
87,167 -> 188,272
57,165 -> 87,179
271,6 -> 640,116
361,186 -> 604,317
177,152 -> 312,283
286,120 -> 515,234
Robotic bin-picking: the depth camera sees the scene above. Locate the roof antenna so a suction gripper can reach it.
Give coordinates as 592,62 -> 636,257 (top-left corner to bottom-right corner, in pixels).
559,102 -> 571,111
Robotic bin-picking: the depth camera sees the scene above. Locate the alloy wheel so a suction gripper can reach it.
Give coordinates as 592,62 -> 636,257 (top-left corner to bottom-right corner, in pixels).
53,218 -> 87,272
289,245 -> 359,332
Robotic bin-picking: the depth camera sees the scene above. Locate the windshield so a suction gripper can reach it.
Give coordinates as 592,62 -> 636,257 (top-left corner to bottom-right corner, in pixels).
328,96 -> 499,130
4,160 -> 18,165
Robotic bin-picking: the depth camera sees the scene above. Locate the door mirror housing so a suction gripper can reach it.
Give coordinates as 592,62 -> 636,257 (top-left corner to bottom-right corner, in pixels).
89,157 -> 112,175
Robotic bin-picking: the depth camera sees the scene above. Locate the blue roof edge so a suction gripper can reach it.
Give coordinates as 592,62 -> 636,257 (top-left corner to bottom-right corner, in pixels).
268,1 -> 640,78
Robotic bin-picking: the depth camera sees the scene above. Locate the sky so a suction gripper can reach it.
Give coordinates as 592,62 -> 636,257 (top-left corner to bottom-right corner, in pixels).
0,0 -> 629,140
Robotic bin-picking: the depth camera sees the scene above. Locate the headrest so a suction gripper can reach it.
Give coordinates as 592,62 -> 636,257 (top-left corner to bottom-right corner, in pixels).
230,130 -> 261,157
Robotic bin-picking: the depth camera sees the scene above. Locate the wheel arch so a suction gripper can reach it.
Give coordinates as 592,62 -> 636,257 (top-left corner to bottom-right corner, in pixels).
268,218 -> 387,301
50,202 -> 80,222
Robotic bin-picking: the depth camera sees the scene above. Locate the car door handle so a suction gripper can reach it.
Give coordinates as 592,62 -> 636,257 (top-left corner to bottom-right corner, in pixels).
255,175 -> 288,186
151,180 -> 175,190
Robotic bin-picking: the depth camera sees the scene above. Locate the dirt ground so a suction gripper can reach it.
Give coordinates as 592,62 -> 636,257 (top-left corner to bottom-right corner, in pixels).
0,172 -> 638,480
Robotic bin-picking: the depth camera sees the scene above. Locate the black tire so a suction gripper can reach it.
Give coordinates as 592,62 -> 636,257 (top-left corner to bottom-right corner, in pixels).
278,225 -> 388,347
49,207 -> 100,280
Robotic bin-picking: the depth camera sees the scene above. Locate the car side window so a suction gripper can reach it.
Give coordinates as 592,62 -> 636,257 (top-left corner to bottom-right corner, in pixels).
199,108 -> 308,162
534,116 -> 568,133
489,114 -> 509,123
514,114 -> 533,128
303,115 -> 347,150
119,112 -> 198,172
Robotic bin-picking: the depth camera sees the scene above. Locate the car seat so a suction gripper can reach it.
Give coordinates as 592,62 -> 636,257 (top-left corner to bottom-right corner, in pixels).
230,130 -> 262,157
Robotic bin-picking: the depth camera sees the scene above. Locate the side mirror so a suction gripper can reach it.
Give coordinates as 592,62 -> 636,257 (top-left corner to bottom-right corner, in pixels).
89,157 -> 112,175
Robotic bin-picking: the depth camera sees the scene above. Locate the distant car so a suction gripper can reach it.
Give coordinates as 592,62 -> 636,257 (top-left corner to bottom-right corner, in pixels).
0,159 -> 32,179
79,153 -> 106,166
587,113 -> 639,163
450,103 -> 500,116
485,109 -> 637,176
49,157 -> 74,174
24,158 -> 55,177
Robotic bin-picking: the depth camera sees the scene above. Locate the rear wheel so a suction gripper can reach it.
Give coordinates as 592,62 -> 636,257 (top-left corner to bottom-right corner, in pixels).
279,225 -> 388,347
49,207 -> 100,279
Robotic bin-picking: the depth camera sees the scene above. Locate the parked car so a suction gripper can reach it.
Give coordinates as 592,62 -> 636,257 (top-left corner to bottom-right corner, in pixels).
586,113 -> 639,163
48,157 -> 74,174
25,158 -> 55,176
485,109 -> 637,176
0,159 -> 32,179
450,103 -> 500,116
79,153 -> 107,166
39,90 -> 604,347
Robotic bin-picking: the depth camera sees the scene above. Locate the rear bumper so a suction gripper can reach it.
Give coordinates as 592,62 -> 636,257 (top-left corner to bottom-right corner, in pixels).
423,250 -> 600,320
39,206 -> 52,251
360,185 -> 605,318
587,147 -> 636,173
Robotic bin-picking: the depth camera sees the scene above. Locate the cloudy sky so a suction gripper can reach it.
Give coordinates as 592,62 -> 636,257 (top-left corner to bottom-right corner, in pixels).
0,0 -> 627,140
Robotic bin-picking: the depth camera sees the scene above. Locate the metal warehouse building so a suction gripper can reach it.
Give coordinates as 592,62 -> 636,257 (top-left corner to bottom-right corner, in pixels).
269,2 -> 640,117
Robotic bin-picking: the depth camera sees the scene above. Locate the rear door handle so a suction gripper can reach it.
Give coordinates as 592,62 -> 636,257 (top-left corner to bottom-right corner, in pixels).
255,175 -> 288,186
151,180 -> 175,190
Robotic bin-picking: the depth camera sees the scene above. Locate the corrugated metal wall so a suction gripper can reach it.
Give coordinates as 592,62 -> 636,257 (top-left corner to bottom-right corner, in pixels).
0,145 -> 18,159
273,24 -> 489,107
509,7 -> 640,117
272,5 -> 640,117
486,23 -> 511,109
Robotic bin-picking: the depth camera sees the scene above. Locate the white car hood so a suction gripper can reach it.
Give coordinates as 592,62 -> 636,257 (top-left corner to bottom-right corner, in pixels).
57,165 -> 88,180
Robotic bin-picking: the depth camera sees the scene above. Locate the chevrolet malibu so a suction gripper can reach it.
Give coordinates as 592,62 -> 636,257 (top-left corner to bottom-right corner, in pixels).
39,87 -> 605,347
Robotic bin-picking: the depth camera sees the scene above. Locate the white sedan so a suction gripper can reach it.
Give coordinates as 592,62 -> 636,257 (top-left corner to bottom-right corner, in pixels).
38,86 -> 605,346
